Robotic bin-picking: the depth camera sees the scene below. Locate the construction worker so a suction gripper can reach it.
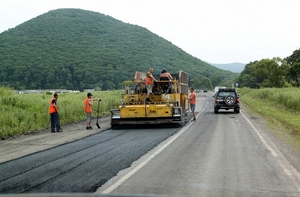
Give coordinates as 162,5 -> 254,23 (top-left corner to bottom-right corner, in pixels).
160,69 -> 173,80
49,93 -> 62,133
145,67 -> 157,102
84,92 -> 100,130
187,87 -> 197,121
160,69 -> 173,93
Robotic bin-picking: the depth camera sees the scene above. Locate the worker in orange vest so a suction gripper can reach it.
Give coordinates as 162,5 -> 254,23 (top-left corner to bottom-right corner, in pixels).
187,87 -> 197,121
49,93 -> 62,133
145,67 -> 157,102
84,92 -> 100,130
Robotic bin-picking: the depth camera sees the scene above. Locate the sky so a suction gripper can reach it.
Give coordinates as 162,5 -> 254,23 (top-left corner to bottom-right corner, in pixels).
1,0 -> 300,64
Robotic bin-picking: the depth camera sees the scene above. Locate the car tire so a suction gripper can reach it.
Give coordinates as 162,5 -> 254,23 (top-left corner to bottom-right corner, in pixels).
225,95 -> 235,106
214,108 -> 218,114
234,108 -> 240,113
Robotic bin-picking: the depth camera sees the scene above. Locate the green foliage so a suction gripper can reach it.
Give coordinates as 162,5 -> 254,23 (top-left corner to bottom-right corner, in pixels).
0,86 -> 14,96
237,58 -> 290,88
285,48 -> 300,65
0,8 -> 238,90
192,78 -> 201,89
236,48 -> 300,89
239,87 -> 300,113
0,87 -> 123,139
286,49 -> 300,86
211,75 -> 223,87
237,62 -> 259,88
199,77 -> 213,90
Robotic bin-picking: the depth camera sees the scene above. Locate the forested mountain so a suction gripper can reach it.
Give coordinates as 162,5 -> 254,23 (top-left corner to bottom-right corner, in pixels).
0,8 -> 238,90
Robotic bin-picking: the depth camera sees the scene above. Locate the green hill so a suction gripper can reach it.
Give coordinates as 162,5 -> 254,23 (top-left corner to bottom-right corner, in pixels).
0,8 -> 238,90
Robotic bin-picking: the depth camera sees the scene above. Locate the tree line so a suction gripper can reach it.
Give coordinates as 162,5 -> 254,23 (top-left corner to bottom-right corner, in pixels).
237,49 -> 300,88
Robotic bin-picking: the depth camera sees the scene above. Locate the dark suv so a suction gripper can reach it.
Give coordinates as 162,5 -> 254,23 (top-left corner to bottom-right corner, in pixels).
213,88 -> 240,113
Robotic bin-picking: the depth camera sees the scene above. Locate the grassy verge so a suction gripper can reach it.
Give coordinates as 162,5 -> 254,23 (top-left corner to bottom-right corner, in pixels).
238,87 -> 300,154
0,87 -> 124,139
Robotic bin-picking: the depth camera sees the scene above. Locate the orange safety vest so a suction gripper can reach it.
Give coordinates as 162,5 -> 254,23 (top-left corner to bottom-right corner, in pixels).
84,97 -> 92,113
49,98 -> 57,114
189,92 -> 196,104
145,72 -> 153,85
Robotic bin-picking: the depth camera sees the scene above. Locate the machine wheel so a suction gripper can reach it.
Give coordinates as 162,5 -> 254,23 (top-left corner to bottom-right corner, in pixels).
110,124 -> 119,130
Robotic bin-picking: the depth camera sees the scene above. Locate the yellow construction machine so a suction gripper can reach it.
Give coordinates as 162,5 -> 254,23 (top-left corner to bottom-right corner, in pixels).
110,70 -> 190,128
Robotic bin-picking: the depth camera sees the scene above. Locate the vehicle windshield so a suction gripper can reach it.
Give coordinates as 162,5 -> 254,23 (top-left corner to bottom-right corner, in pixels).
218,91 -> 235,97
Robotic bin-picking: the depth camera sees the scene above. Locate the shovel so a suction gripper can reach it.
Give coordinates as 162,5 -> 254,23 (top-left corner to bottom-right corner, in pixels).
96,99 -> 101,129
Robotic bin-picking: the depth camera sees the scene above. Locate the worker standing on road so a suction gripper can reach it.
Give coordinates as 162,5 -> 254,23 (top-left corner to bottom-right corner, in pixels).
49,93 -> 62,133
84,92 -> 100,130
187,87 -> 197,121
145,67 -> 157,102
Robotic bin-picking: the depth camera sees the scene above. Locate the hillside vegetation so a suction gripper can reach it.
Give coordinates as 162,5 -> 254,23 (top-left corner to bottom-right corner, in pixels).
0,8 -> 238,90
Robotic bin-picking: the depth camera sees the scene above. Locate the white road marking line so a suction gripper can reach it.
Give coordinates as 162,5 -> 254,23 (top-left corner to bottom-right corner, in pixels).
100,97 -> 207,194
101,122 -> 192,194
241,111 -> 278,157
241,111 -> 300,191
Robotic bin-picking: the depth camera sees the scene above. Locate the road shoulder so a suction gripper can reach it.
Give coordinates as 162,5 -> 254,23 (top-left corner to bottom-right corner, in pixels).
0,115 -> 111,163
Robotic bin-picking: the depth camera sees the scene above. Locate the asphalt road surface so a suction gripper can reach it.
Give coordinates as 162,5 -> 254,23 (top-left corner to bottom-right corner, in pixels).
1,91 -> 300,196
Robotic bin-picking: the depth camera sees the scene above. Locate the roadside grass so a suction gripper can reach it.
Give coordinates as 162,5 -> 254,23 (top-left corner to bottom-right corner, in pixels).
0,86 -> 123,139
238,87 -> 300,154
